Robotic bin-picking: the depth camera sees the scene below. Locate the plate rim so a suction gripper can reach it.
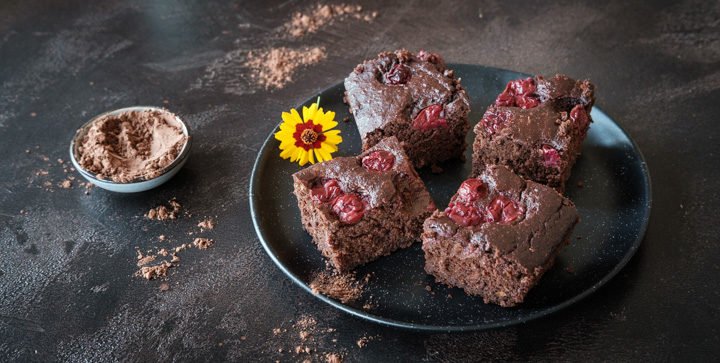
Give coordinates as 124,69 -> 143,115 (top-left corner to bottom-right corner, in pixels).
249,64 -> 653,332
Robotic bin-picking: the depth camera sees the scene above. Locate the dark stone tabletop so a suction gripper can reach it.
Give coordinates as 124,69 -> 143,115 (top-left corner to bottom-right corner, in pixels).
1,0 -> 718,361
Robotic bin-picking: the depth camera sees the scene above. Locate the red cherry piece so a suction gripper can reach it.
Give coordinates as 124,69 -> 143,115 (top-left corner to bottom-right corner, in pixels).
361,150 -> 395,172
311,179 -> 344,204
540,145 -> 561,168
480,109 -> 510,134
331,194 -> 365,224
515,95 -> 540,109
445,202 -> 484,227
384,63 -> 411,85
495,91 -> 515,107
570,104 -> 589,129
485,195 -> 524,224
509,78 -> 536,95
494,77 -> 540,109
412,104 -> 448,130
456,178 -> 488,203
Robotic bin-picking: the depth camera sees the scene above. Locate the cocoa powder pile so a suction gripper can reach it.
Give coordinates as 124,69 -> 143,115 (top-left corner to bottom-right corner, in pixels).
77,109 -> 187,183
245,47 -> 326,89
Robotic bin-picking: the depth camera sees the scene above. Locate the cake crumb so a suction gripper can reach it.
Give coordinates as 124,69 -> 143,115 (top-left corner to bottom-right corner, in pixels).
146,199 -> 182,220
299,331 -> 310,340
326,353 -> 343,363
295,315 -> 317,331
137,255 -> 156,267
356,336 -> 369,348
59,179 -> 72,189
159,282 -> 170,291
273,328 -> 282,336
192,237 -> 214,250
138,261 -> 172,280
197,217 -> 215,230
310,270 -> 365,303
158,235 -> 166,241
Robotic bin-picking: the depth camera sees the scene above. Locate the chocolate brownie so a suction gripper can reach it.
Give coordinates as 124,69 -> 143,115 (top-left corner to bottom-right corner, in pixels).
293,136 -> 435,272
422,165 -> 579,307
344,49 -> 471,169
471,74 -> 595,191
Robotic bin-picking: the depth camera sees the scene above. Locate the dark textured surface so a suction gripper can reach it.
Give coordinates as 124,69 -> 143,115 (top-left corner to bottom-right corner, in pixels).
0,0 -> 718,361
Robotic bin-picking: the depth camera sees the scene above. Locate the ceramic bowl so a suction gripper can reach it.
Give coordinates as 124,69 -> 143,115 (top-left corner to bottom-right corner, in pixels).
69,106 -> 192,193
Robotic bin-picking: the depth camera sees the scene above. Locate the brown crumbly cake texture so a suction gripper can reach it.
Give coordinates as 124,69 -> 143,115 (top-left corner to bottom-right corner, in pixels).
422,165 -> 579,307
472,74 -> 595,191
344,49 -> 471,169
293,136 -> 435,272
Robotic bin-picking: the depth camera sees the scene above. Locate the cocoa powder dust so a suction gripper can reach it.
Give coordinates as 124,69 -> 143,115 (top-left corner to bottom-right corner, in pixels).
244,47 -> 326,90
76,109 -> 187,183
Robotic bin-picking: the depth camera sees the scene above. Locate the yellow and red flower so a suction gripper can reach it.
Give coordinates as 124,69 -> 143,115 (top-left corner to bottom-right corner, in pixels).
274,100 -> 342,166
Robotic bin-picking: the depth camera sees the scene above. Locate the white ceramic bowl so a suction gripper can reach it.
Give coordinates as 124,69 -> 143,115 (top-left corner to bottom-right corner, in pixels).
69,106 -> 192,193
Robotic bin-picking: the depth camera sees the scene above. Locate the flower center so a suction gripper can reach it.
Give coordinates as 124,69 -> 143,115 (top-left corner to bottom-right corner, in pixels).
292,120 -> 326,151
300,129 -> 318,145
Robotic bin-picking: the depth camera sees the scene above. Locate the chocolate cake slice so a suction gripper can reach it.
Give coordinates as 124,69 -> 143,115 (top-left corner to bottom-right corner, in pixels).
293,136 -> 434,272
422,165 -> 579,307
471,74 -> 595,191
344,49 -> 470,169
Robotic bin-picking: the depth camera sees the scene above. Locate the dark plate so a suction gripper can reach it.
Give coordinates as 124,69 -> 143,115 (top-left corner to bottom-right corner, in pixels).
249,64 -> 651,332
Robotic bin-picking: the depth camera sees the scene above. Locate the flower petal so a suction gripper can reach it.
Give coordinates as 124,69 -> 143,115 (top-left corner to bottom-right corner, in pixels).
302,103 -> 319,123
279,147 -> 294,159
318,112 -> 337,130
291,147 -> 302,162
324,134 -> 342,144
321,142 -> 338,153
298,150 -> 309,166
317,148 -> 332,161
282,110 -> 302,126
307,149 -> 315,164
